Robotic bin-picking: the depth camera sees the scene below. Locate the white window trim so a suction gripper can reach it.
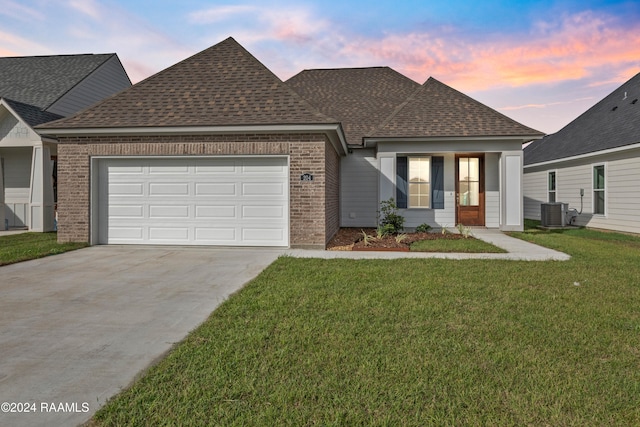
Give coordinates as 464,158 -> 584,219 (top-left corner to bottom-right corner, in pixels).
408,156 -> 432,209
592,163 -> 606,216
548,170 -> 557,203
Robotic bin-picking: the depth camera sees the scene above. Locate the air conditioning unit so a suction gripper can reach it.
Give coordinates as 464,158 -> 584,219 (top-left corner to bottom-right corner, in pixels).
541,202 -> 568,227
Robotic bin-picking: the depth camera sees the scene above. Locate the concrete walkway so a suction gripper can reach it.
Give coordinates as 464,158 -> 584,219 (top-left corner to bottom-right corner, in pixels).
0,229 -> 30,236
287,228 -> 570,261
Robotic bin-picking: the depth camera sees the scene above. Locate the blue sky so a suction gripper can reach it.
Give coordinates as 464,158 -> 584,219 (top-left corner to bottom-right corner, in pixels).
1,0 -> 639,133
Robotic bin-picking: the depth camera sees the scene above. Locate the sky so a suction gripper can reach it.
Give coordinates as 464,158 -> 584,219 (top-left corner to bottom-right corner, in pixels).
1,0 -> 639,134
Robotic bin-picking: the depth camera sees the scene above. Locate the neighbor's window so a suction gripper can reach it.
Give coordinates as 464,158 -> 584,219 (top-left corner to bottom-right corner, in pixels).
593,164 -> 605,215
408,157 -> 430,207
548,171 -> 556,202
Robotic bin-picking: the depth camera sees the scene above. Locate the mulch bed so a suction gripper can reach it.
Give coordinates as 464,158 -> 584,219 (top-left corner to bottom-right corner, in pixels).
327,227 -> 466,251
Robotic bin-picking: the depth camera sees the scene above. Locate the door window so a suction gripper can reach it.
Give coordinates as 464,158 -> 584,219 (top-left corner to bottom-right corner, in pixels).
458,157 -> 479,206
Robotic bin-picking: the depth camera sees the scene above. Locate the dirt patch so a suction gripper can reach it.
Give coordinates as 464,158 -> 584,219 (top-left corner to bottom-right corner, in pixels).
327,227 -> 467,251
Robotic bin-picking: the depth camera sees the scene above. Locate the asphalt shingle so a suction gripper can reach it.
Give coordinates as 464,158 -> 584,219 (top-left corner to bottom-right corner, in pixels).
42,38 -> 336,129
0,54 -> 116,110
286,67 -> 420,145
374,77 -> 543,138
3,98 -> 63,127
524,72 -> 640,165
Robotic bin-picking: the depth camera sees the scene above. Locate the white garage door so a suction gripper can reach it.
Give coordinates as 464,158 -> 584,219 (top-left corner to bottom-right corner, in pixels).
96,157 -> 289,246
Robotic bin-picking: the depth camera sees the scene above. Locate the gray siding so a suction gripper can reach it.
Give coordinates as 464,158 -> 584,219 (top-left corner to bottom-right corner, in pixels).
524,147 -> 640,234
341,148 -> 378,227
47,56 -> 131,117
523,169 -> 546,220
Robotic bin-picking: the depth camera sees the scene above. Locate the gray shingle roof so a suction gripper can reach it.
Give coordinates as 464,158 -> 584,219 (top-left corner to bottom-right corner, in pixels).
374,77 -> 544,139
0,53 -> 116,110
524,72 -> 640,166
286,67 -> 420,144
2,98 -> 63,127
41,37 -> 337,129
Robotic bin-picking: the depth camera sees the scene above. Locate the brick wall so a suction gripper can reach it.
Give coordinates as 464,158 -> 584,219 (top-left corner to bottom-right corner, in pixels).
56,133 -> 335,248
324,141 -> 340,244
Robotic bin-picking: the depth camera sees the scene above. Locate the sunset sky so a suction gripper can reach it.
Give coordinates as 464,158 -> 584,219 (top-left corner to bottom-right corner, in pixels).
1,0 -> 639,133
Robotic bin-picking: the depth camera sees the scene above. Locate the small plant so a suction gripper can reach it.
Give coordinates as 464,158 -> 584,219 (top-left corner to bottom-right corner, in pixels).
378,198 -> 405,234
440,225 -> 451,235
456,223 -> 473,238
361,230 -> 374,246
395,233 -> 408,244
415,223 -> 432,233
376,223 -> 395,238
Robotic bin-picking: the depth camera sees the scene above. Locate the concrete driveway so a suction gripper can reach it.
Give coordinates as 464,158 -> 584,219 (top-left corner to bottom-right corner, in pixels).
0,246 -> 283,427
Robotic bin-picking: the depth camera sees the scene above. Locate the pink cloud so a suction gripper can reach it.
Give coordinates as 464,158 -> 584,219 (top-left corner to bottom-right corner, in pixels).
335,11 -> 640,92
0,30 -> 50,56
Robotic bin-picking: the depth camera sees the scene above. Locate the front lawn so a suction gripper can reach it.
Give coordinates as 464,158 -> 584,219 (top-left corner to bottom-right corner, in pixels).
93,225 -> 640,426
0,232 -> 87,266
410,236 -> 506,252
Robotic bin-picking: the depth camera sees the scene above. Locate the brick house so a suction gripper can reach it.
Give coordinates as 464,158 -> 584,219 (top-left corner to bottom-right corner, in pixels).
38,37 -> 542,248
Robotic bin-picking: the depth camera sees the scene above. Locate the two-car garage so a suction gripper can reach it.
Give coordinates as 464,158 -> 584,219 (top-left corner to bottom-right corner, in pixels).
92,157 -> 289,246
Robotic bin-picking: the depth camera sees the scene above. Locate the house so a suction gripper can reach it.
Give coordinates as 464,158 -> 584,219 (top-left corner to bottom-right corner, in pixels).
0,54 -> 131,231
37,37 -> 542,248
523,72 -> 640,234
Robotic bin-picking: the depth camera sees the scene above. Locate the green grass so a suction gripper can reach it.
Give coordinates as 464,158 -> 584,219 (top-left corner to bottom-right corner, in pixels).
410,236 -> 506,253
0,232 -> 87,266
93,224 -> 640,426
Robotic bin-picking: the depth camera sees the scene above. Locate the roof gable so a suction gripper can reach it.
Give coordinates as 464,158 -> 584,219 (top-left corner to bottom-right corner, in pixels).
373,77 -> 543,139
286,67 -> 420,144
525,72 -> 640,165
1,98 -> 63,128
0,99 -> 47,144
42,37 -> 336,129
0,54 -> 116,110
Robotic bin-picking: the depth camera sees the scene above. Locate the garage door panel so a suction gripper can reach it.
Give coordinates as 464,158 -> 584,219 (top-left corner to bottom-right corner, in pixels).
149,205 -> 190,218
110,165 -> 144,174
149,182 -> 190,196
110,227 -> 144,240
149,227 -> 189,241
195,182 -> 236,195
195,227 -> 236,241
110,183 -> 144,196
195,205 -> 236,219
242,228 -> 285,242
110,205 -> 144,218
242,182 -> 285,196
149,163 -> 189,174
99,157 -> 288,246
242,205 -> 284,219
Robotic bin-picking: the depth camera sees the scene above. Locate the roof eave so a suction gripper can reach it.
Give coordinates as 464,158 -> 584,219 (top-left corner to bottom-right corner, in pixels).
362,134 -> 544,148
524,141 -> 640,169
35,123 -> 349,156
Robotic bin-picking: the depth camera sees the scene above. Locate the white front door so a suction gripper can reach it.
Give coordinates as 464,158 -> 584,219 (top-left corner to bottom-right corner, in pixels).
97,157 -> 289,246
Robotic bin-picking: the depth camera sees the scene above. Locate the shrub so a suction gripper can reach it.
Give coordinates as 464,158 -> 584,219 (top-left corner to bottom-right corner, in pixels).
415,223 -> 432,233
378,198 -> 405,234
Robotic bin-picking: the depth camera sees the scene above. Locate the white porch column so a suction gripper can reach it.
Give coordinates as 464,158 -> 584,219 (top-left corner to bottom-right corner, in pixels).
500,151 -> 524,231
29,145 -> 55,232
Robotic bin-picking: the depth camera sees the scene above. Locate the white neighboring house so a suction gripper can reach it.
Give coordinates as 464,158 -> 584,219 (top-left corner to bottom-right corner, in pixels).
0,54 -> 131,231
523,72 -> 640,234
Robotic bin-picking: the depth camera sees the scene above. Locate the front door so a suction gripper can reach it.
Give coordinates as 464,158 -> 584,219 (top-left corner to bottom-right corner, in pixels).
456,154 -> 485,226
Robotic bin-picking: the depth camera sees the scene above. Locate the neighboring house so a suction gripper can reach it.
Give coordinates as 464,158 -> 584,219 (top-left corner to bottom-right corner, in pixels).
37,37 -> 542,248
0,54 -> 131,231
524,72 -> 640,234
